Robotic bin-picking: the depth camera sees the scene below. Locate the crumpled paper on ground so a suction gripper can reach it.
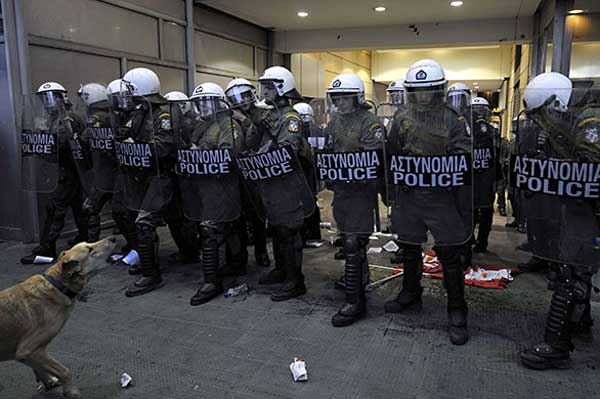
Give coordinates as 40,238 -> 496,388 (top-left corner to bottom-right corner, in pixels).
289,358 -> 307,382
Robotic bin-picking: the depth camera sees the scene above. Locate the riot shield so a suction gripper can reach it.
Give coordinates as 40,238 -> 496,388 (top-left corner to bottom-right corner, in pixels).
83,92 -> 120,193
508,88 -> 600,269
385,88 -> 473,246
376,103 -> 399,135
113,91 -> 170,212
66,95 -> 95,196
172,98 -> 241,223
235,102 -> 315,227
20,94 -> 60,193
472,107 -> 499,209
311,94 -> 385,235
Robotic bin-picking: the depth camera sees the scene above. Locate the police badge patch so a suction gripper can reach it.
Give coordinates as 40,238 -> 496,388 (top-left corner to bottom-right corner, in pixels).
288,118 -> 300,133
374,127 -> 383,140
585,127 -> 598,144
416,70 -> 427,81
160,117 -> 171,130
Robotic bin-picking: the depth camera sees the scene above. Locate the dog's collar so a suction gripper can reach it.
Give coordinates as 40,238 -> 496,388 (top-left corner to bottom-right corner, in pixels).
43,274 -> 79,300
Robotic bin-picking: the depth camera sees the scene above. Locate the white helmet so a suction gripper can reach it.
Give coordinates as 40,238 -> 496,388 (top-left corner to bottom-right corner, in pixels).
225,78 -> 257,108
471,97 -> 490,107
190,82 -> 226,100
327,73 -> 366,104
122,67 -> 160,97
523,72 -> 572,112
293,102 -> 314,124
447,82 -> 472,111
37,82 -> 66,94
164,91 -> 189,101
258,66 -> 299,98
404,59 -> 447,90
79,83 -> 108,106
387,79 -> 405,106
107,79 -> 124,95
36,81 -> 67,109
387,80 -> 404,93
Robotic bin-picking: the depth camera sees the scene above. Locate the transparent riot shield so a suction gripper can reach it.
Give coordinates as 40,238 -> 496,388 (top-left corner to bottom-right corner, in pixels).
83,92 -> 119,193
376,103 -> 399,135
20,94 -> 60,192
113,91 -> 169,212
508,88 -> 600,270
386,88 -> 473,246
472,105 -> 499,209
311,94 -> 385,236
172,98 -> 241,223
235,101 -> 315,227
66,95 -> 95,197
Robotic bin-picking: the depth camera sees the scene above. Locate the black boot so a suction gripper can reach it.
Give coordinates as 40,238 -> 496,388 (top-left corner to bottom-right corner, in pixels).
332,236 -> 367,327
518,256 -> 548,272
390,247 -> 405,264
126,231 -> 163,297
260,235 -> 285,284
472,241 -> 488,253
191,224 -> 224,305
334,248 -> 346,260
439,247 -> 469,345
20,242 -> 56,265
385,245 -> 423,313
271,228 -> 306,302
520,284 -> 574,369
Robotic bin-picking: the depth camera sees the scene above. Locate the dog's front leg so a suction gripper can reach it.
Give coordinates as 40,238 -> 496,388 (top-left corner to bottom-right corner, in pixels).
21,350 -> 81,399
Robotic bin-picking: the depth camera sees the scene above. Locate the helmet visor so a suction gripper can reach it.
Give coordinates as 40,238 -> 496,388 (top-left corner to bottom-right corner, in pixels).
327,92 -> 359,114
226,85 -> 257,108
388,91 -> 405,106
38,91 -> 64,110
447,91 -> 471,112
258,81 -> 280,101
192,97 -> 219,118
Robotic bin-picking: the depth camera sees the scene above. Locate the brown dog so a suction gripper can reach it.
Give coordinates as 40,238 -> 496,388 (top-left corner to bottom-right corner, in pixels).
0,236 -> 116,398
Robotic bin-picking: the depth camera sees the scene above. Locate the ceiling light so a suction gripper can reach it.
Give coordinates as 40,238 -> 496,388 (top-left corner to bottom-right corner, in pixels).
374,6 -> 386,12
473,82 -> 478,85
297,11 -> 309,18
568,9 -> 584,14
450,1 -> 463,7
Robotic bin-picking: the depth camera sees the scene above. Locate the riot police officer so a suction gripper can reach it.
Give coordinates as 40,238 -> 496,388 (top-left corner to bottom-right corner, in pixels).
20,82 -> 88,264
518,73 -> 600,369
471,97 -> 499,253
224,78 -> 271,271
293,102 -> 322,246
172,83 -> 242,305
385,60 -> 472,345
249,66 -> 314,301
114,68 -> 175,297
321,73 -> 384,327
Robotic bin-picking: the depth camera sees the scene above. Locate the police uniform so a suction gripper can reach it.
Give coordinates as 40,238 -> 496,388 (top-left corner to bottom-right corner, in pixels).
327,107 -> 383,326
254,100 -> 312,301
385,100 -> 471,338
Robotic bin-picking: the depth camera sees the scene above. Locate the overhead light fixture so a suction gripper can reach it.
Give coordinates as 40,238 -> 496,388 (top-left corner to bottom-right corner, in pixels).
450,1 -> 463,7
297,11 -> 309,18
568,9 -> 584,14
374,6 -> 386,12
473,82 -> 478,85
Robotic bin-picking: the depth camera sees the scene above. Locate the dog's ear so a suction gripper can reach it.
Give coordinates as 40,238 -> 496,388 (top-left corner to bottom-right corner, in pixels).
61,254 -> 82,277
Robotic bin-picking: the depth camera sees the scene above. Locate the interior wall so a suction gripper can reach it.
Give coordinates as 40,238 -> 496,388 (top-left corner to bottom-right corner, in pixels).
291,51 -> 373,101
372,45 -> 513,85
22,0 -> 269,96
505,45 -> 531,138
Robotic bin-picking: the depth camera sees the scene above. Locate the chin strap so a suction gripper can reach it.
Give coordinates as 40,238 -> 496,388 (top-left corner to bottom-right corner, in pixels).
43,274 -> 79,300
